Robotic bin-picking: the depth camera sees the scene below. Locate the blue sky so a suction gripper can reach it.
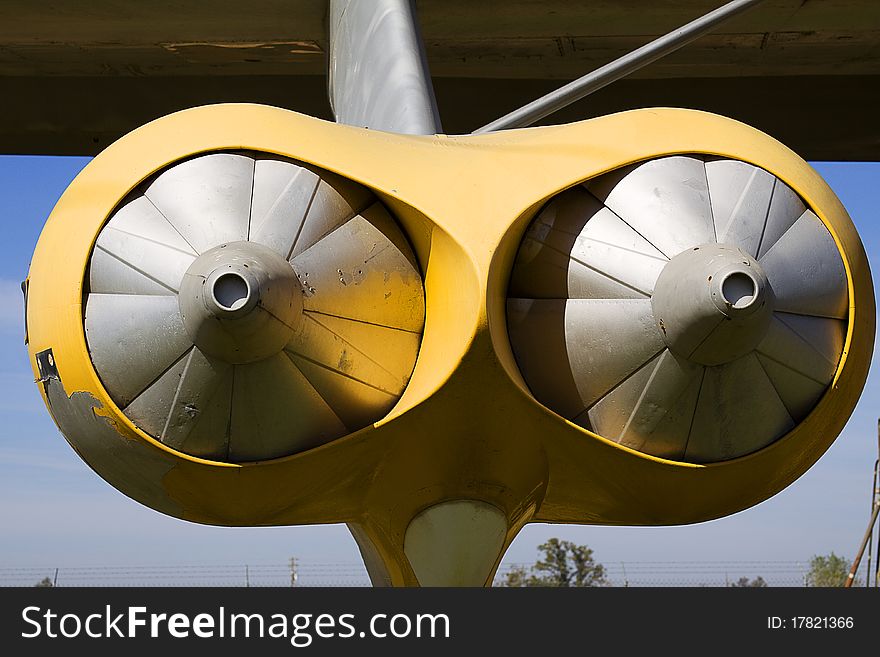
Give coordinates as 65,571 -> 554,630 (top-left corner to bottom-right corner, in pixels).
1,156 -> 877,586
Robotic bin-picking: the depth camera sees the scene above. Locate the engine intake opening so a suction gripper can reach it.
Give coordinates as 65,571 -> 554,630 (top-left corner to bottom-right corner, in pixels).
721,271 -> 757,310
212,272 -> 250,311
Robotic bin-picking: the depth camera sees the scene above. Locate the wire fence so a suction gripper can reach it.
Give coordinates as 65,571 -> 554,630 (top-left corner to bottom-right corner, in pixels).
495,561 -> 812,587
1,559 -> 876,587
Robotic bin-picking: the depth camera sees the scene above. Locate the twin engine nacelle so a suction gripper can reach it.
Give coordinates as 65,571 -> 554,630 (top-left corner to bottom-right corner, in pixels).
24,105 -> 874,583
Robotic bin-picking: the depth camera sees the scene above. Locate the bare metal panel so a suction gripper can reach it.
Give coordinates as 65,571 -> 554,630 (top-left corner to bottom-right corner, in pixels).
685,353 -> 795,463
293,208 -> 426,332
759,210 -> 848,319
84,293 -> 192,407
586,155 -> 715,259
144,152 -> 254,254
228,353 -> 349,461
705,158 -> 775,256
586,349 -> 703,460
249,158 -> 321,257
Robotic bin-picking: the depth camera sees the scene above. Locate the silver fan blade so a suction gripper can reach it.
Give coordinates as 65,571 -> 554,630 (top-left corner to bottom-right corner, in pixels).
249,158 -> 321,258
759,210 -> 848,319
507,298 -> 665,417
102,194 -> 198,253
124,347 -> 233,460
705,158 -> 775,256
509,186 -> 666,299
586,155 -> 715,258
756,315 -> 839,386
756,353 -> 828,421
584,349 -> 704,460
92,196 -> 198,294
567,199 -> 667,295
144,152 -> 254,254
508,236 -> 648,300
565,299 -> 666,410
756,180 -> 807,259
287,352 -> 398,432
775,312 -> 845,365
228,353 -> 348,462
292,205 -> 425,332
85,294 -> 193,406
89,247 -> 175,296
685,353 -> 795,463
288,169 -> 374,260
287,312 -> 419,395
507,298 -> 590,419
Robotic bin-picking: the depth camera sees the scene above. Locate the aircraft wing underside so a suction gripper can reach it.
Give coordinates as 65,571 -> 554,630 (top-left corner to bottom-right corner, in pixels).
1,0 -> 878,158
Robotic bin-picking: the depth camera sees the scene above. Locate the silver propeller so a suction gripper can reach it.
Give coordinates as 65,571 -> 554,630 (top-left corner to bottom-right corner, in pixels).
86,151 -> 425,462
508,155 -> 847,463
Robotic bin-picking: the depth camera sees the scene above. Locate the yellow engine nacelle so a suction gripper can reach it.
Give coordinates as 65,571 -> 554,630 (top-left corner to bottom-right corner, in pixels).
25,104 -> 874,586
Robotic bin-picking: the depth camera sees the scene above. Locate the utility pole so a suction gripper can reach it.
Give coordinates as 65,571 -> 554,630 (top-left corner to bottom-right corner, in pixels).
844,418 -> 880,588
289,557 -> 298,587
873,419 -> 880,587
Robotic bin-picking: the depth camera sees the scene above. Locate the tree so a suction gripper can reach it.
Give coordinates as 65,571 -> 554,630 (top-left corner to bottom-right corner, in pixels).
501,538 -> 609,587
34,577 -> 53,587
729,576 -> 767,587
805,552 -> 859,587
501,565 -> 532,587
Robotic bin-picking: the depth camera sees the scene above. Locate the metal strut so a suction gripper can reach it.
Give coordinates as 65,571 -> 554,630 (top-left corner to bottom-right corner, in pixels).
473,0 -> 766,134
328,0 -> 441,135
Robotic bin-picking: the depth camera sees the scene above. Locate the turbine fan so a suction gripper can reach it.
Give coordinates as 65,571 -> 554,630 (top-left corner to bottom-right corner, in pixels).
85,151 -> 425,462
507,155 -> 848,463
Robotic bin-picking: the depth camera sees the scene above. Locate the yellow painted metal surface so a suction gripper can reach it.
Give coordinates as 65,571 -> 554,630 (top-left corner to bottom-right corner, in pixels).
26,104 -> 875,586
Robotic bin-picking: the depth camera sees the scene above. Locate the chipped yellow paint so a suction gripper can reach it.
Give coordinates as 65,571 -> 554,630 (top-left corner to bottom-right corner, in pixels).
26,104 -> 875,586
